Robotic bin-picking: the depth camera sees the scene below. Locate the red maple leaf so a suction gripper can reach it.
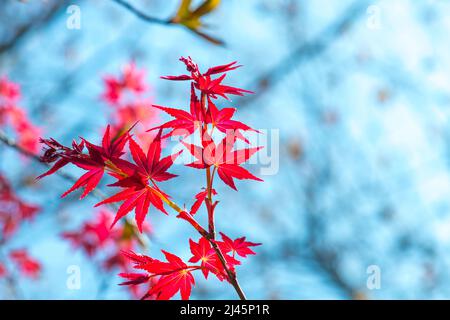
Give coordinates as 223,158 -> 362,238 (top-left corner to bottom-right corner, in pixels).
189,237 -> 239,280
37,138 -> 85,179
150,85 -> 256,143
182,132 -> 263,190
38,124 -> 133,199
149,84 -> 204,138
188,237 -> 217,279
62,125 -> 132,199
62,210 -> 120,256
0,77 -> 42,153
189,188 -> 217,216
127,132 -> 182,182
95,185 -> 167,232
119,272 -> 151,286
206,98 -> 258,143
0,76 -> 21,102
162,57 -> 252,100
102,62 -> 146,106
120,250 -> 196,300
218,232 -> 261,258
95,132 -> 181,231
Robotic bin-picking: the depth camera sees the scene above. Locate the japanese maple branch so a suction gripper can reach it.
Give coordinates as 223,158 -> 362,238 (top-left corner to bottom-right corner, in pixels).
0,130 -> 247,299
0,129 -> 246,299
0,129 -> 149,249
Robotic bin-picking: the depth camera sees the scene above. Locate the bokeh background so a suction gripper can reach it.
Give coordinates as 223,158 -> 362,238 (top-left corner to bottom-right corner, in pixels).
1,0 -> 450,299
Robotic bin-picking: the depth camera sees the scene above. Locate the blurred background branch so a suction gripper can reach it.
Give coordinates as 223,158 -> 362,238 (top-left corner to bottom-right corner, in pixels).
0,1 -> 69,56
111,0 -> 171,25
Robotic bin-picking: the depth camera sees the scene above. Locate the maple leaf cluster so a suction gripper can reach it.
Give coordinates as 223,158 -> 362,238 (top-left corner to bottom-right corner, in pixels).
119,233 -> 260,300
38,57 -> 263,300
0,76 -> 41,154
62,209 -> 150,261
102,62 -> 159,148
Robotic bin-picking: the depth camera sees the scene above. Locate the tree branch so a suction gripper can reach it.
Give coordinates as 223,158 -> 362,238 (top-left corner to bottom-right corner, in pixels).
110,0 -> 224,45
0,129 -> 247,299
0,1 -> 68,55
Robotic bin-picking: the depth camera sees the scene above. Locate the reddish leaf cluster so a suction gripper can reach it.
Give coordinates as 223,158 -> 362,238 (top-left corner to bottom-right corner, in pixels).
62,209 -> 150,259
1,249 -> 42,279
103,62 -> 147,105
0,174 -> 39,239
161,57 -> 252,100
0,175 -> 42,284
0,263 -> 5,278
38,57 -> 262,300
102,62 -> 159,148
0,76 -> 41,153
120,233 -> 260,300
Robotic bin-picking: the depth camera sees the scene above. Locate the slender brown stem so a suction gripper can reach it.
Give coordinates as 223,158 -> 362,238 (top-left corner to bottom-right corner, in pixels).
201,94 -> 216,238
209,240 -> 247,300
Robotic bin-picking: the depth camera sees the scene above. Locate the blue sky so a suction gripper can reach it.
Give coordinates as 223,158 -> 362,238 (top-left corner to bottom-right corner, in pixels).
1,0 -> 450,299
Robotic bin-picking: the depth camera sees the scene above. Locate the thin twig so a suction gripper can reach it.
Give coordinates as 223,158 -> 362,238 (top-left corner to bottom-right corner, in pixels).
111,0 -> 171,25
110,0 -> 224,46
0,1 -> 68,55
